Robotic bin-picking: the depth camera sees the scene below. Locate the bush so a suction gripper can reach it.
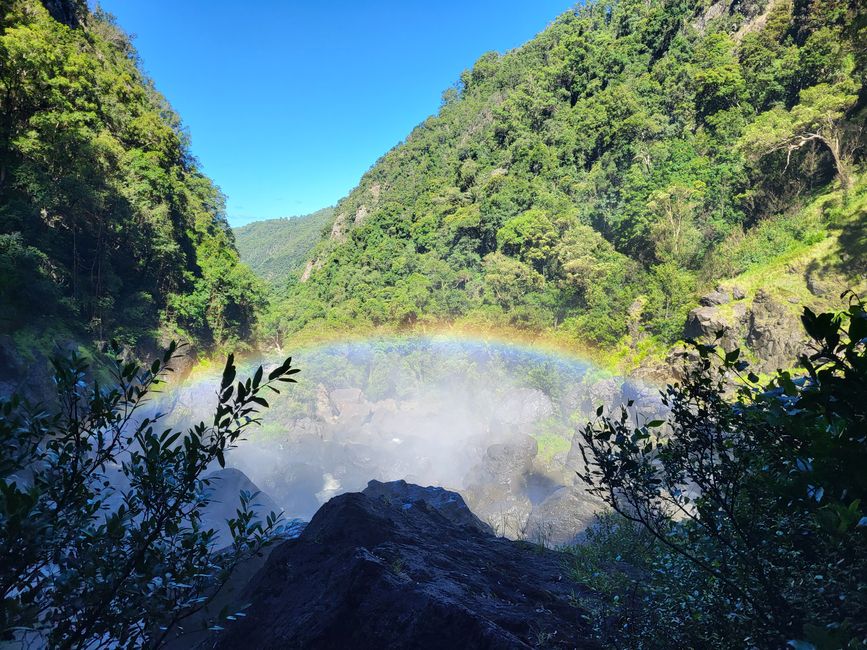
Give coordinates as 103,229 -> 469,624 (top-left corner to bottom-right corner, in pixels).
575,293 -> 867,648
0,342 -> 299,647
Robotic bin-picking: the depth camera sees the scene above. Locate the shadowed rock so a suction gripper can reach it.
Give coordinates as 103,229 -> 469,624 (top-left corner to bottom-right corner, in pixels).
208,481 -> 599,649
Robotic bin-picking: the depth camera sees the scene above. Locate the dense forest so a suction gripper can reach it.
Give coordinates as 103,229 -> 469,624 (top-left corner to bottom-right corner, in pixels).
0,0 -> 262,356
257,0 -> 866,365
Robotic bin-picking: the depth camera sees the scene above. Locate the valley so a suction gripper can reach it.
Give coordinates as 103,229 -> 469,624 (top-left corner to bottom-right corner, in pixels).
1,0 -> 865,647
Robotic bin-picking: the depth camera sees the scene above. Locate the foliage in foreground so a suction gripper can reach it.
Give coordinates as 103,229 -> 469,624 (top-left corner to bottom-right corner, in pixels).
0,342 -> 298,648
575,294 -> 867,648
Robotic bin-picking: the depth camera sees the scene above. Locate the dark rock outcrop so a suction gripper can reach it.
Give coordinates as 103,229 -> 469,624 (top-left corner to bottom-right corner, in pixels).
41,0 -> 84,26
683,288 -> 807,369
363,479 -> 492,535
746,289 -> 806,372
209,481 -> 598,649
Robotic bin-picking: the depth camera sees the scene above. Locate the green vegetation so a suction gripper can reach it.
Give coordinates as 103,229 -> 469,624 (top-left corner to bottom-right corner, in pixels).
573,295 -> 867,648
233,207 -> 335,282
0,342 -> 299,647
0,1 -> 262,352
261,0 -> 865,361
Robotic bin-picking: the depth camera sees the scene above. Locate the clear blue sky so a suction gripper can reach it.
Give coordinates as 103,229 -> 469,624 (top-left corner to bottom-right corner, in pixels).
95,1 -> 575,226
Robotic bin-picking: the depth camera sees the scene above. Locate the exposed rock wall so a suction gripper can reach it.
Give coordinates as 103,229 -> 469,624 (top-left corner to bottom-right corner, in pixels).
682,286 -> 809,373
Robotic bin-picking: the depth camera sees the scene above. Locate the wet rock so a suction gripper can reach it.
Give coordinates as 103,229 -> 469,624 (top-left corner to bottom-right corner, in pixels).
0,335 -> 64,403
584,377 -> 619,413
463,436 -> 539,538
498,388 -> 554,426
208,483 -> 598,649
526,486 -> 604,548
328,387 -> 373,431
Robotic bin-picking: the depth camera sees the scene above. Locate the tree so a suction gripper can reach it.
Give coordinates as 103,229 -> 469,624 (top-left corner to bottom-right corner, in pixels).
496,209 -> 558,274
741,78 -> 862,189
481,251 -> 544,311
646,182 -> 703,266
576,295 -> 867,647
0,342 -> 299,648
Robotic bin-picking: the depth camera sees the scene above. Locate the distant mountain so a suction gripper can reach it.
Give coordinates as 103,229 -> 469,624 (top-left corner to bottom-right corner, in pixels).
233,208 -> 335,282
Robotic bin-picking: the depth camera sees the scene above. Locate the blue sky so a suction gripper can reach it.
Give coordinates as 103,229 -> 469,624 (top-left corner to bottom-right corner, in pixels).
96,1 -> 575,226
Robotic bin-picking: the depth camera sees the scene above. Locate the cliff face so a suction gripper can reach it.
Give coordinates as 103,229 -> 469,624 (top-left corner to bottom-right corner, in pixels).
206,480 -> 599,649
40,0 -> 83,26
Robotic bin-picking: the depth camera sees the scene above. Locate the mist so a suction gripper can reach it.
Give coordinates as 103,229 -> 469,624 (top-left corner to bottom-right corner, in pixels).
154,337 -> 663,544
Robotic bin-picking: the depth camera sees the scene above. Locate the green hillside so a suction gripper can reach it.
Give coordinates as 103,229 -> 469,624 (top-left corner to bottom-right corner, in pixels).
233,207 -> 335,282
0,0 -> 261,353
262,0 -> 866,361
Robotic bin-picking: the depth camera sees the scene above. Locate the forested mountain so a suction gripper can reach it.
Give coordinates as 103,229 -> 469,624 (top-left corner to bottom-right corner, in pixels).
263,0 -> 866,363
233,207 -> 335,282
0,0 -> 261,354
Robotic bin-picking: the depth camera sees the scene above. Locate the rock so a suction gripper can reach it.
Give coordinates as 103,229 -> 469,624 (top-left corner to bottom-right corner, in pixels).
805,268 -> 836,297
200,468 -> 282,547
329,211 -> 348,240
732,285 -> 747,300
363,479 -> 492,534
699,289 -> 730,306
463,436 -> 539,538
683,305 -> 729,340
584,377 -> 619,413
41,0 -> 82,26
526,486 -> 604,548
497,388 -> 554,427
208,482 -> 598,649
683,303 -> 748,352
329,387 -> 374,430
746,290 -> 807,372
0,335 -> 67,403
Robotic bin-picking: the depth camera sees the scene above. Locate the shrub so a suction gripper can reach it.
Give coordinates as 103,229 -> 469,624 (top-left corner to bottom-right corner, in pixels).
575,293 -> 867,648
0,342 -> 299,648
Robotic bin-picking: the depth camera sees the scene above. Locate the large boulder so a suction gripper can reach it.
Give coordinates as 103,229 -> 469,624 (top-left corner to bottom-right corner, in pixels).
525,486 -> 604,548
207,482 -> 599,649
699,288 -> 730,306
683,302 -> 749,352
746,289 -> 807,372
462,436 -> 539,537
362,479 -> 492,534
